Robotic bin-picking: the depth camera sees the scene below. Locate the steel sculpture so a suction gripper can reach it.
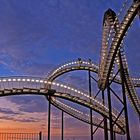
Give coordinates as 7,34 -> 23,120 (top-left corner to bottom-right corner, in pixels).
0,0 -> 140,140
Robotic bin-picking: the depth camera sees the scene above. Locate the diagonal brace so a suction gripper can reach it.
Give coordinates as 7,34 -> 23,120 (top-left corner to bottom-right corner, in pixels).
92,118 -> 104,135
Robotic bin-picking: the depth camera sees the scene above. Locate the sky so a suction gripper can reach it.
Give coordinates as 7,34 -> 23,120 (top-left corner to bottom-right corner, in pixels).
0,0 -> 140,139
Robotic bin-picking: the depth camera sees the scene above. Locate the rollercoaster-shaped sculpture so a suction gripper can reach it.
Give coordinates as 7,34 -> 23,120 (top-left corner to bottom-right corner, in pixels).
0,0 -> 140,139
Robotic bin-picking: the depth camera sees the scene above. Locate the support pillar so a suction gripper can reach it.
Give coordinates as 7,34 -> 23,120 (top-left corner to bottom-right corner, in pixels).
48,97 -> 51,140
114,131 -> 116,140
107,82 -> 114,140
121,79 -> 131,140
62,111 -> 64,140
39,132 -> 42,140
88,70 -> 93,140
102,91 -> 108,140
119,52 -> 131,140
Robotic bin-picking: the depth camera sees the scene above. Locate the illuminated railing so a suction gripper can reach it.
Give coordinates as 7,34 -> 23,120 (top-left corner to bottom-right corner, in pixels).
0,76 -> 125,133
46,59 -> 140,87
98,0 -> 140,116
47,59 -> 98,81
51,98 -> 123,134
100,1 -> 140,90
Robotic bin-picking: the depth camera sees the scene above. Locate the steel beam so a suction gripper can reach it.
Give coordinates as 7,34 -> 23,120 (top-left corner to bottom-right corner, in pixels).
110,87 -> 124,105
88,70 -> 93,140
39,132 -> 42,140
94,89 -> 101,99
92,119 -> 104,135
48,97 -> 51,140
62,111 -> 64,140
107,81 -> 114,140
102,91 -> 108,140
119,52 -> 131,140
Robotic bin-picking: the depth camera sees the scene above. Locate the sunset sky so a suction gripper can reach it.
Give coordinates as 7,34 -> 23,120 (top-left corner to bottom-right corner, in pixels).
0,0 -> 140,139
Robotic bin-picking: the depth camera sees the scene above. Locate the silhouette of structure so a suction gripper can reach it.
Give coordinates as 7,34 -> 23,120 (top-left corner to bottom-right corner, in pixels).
0,0 -> 140,140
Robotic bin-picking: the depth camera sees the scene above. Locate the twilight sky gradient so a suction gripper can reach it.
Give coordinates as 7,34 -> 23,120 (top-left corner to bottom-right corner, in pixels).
0,0 -> 140,139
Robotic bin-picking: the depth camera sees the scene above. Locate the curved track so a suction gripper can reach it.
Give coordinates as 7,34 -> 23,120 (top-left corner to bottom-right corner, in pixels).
98,0 -> 140,116
47,59 -> 98,82
46,0 -> 140,135
47,59 -> 140,87
47,57 -> 140,125
0,76 -> 125,134
46,59 -> 126,134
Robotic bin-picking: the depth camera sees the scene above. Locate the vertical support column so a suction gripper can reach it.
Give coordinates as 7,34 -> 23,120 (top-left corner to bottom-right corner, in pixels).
62,111 -> 64,140
48,97 -> 51,140
119,52 -> 131,140
88,70 -> 93,140
113,131 -> 116,140
121,77 -> 131,140
39,132 -> 42,140
107,81 -> 114,140
102,91 -> 108,140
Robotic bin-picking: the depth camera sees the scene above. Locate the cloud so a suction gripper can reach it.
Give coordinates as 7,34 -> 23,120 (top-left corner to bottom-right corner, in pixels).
7,96 -> 48,113
0,108 -> 22,115
0,0 -> 116,75
0,0 -> 138,77
0,97 -> 48,125
0,46 -> 54,76
0,115 -> 39,123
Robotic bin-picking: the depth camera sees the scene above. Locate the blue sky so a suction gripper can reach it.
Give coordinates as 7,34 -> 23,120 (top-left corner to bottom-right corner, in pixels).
0,0 -> 140,139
